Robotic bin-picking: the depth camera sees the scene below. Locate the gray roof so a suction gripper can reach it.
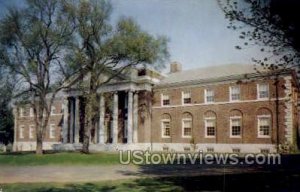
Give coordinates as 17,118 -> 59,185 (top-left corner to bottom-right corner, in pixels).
159,64 -> 261,85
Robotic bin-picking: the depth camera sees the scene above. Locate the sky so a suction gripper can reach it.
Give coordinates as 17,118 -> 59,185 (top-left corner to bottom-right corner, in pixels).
0,0 -> 266,71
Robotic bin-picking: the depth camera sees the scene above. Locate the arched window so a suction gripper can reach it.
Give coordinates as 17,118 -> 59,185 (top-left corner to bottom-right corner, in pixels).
182,112 -> 192,137
257,108 -> 272,138
161,114 -> 171,138
229,109 -> 243,138
204,111 -> 216,138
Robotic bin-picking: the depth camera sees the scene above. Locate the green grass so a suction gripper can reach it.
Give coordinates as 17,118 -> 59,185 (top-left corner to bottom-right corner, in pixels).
0,152 -> 121,166
1,178 -> 183,192
1,172 -> 300,192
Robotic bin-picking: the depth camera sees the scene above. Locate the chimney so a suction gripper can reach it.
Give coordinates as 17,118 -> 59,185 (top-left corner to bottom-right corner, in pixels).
170,61 -> 182,73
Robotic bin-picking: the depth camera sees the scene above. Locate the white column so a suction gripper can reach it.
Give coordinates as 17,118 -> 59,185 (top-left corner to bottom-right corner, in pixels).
98,94 -> 105,144
62,98 -> 69,143
74,97 -> 80,143
127,91 -> 133,144
13,108 -> 18,151
133,92 -> 138,143
112,92 -> 118,143
69,98 -> 74,143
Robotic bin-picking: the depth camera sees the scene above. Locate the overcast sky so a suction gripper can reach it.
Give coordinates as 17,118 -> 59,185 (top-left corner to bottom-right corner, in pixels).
0,0 -> 266,71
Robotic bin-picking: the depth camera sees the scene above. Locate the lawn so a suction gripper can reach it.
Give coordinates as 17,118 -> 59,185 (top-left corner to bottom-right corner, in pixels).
0,152 -> 121,166
1,172 -> 300,192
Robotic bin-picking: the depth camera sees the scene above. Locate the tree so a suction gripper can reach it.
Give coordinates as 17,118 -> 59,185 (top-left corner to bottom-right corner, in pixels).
63,0 -> 169,153
218,0 -> 300,71
218,0 -> 300,151
0,0 -> 76,154
0,68 -> 14,145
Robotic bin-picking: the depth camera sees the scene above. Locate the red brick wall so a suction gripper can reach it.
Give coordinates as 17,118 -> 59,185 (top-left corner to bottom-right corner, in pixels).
15,101 -> 63,142
151,76 -> 294,145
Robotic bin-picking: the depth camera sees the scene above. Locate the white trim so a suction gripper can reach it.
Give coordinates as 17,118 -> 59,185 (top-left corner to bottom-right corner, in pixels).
257,115 -> 271,138
182,91 -> 192,105
257,83 -> 269,100
204,89 -> 214,103
50,106 -> 56,115
204,117 -> 216,138
229,86 -> 240,102
19,125 -> 25,139
161,93 -> 170,106
49,124 -> 56,139
230,116 -> 242,138
29,108 -> 34,117
182,118 -> 192,138
152,97 -> 285,109
19,108 -> 24,117
161,119 -> 171,138
29,125 -> 34,139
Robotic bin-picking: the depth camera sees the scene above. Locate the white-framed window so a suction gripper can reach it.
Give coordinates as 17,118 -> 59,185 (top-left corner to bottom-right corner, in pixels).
205,89 -> 214,103
19,125 -> 25,139
230,117 -> 242,137
49,124 -> 56,139
161,94 -> 170,106
257,83 -> 269,99
257,115 -> 271,138
230,86 -> 240,101
182,119 -> 192,137
161,119 -> 171,138
182,91 -> 191,104
29,108 -> 34,117
205,118 -> 216,138
29,125 -> 35,139
51,106 -> 56,115
19,108 -> 24,117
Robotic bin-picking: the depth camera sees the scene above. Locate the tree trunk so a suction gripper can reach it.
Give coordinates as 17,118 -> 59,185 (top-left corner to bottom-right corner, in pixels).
81,99 -> 91,153
36,136 -> 43,154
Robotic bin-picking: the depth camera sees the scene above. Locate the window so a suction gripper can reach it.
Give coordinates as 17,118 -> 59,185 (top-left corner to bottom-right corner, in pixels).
182,119 -> 192,137
19,108 -> 24,117
260,149 -> 270,154
182,92 -> 191,104
205,118 -> 216,137
232,148 -> 241,153
49,124 -> 56,139
161,94 -> 170,106
29,125 -> 34,139
29,108 -> 34,117
51,106 -> 56,115
207,147 -> 214,153
258,116 -> 271,138
19,125 -> 25,139
161,120 -> 171,138
205,89 -> 214,103
257,84 -> 269,99
230,86 -> 240,101
230,117 -> 241,137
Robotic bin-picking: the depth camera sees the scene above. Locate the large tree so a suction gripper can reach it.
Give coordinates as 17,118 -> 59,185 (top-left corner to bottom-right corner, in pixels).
218,0 -> 300,71
0,67 -> 14,145
63,0 -> 169,153
0,0 -> 75,154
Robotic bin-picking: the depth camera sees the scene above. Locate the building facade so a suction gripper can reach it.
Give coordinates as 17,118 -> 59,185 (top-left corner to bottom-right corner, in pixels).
13,63 -> 299,153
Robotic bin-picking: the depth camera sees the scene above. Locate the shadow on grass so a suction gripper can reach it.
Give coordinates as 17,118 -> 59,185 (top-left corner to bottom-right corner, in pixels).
4,172 -> 300,192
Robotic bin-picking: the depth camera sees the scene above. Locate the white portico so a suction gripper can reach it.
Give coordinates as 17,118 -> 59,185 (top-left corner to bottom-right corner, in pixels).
57,68 -> 160,151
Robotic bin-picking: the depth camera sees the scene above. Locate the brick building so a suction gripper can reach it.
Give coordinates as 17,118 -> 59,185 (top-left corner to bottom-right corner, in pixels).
13,63 -> 299,153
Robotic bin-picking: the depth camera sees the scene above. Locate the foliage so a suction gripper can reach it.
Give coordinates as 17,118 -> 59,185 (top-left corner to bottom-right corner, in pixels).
218,0 -> 300,72
0,0 -> 77,154
63,0 -> 169,153
0,66 -> 14,145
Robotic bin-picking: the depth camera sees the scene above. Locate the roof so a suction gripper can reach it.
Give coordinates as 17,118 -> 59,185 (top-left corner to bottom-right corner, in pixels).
158,64 -> 264,86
